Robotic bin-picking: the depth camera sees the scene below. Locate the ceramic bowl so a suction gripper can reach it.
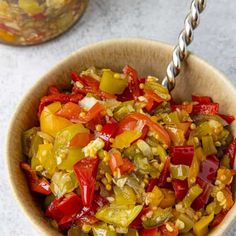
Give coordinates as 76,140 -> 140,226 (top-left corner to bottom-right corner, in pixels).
6,39 -> 236,235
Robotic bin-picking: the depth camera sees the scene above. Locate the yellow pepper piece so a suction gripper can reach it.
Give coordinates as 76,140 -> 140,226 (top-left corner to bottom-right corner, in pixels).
40,102 -> 72,137
92,223 -> 116,236
58,147 -> 84,171
18,0 -> 44,15
95,205 -> 143,227
195,147 -> 206,162
148,186 -> 164,208
114,185 -> 136,205
0,30 -> 17,43
188,152 -> 200,187
99,70 -> 128,95
159,188 -> 175,208
31,143 -> 56,177
111,130 -> 142,149
193,213 -> 214,236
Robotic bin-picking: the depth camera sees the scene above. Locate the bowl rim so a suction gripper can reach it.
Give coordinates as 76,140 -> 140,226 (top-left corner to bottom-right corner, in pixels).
5,38 -> 236,235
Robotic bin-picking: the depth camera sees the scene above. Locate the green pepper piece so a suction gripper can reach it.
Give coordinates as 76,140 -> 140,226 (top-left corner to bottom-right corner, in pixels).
29,133 -> 43,159
178,214 -> 194,233
194,122 -> 212,138
99,70 -> 128,95
58,147 -> 84,171
206,201 -> 222,215
31,143 -> 57,177
134,154 -> 158,177
68,226 -> 88,236
44,194 -> 55,209
193,213 -> 214,236
23,127 -> 42,158
221,155 -> 231,168
154,102 -> 171,115
92,223 -> 117,236
162,112 -> 180,124
192,114 -> 227,126
143,80 -> 170,100
125,229 -> 139,236
114,185 -> 136,205
54,124 -> 89,165
170,165 -> 189,180
95,205 -> 143,227
142,207 -> 172,228
202,135 -> 217,156
113,101 -> 135,121
126,176 -> 145,201
123,143 -> 138,159
50,171 -> 79,198
182,185 -> 203,208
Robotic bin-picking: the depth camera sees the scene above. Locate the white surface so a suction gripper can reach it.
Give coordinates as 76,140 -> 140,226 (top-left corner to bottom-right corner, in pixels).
1,0 -> 236,235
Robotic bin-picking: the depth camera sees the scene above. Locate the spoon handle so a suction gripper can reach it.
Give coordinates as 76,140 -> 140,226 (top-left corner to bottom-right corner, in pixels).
162,0 -> 206,91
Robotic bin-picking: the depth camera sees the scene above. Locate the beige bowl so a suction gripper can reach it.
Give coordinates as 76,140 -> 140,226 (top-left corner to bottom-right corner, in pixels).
6,38 -> 236,235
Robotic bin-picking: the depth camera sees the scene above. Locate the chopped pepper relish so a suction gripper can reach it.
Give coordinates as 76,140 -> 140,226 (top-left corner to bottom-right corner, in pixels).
21,65 -> 236,236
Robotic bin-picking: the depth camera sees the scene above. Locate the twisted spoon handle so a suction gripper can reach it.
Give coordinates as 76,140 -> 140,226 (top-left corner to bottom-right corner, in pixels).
162,0 -> 206,91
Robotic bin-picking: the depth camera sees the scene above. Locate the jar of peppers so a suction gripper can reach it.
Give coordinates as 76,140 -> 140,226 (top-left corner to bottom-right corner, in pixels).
0,0 -> 88,45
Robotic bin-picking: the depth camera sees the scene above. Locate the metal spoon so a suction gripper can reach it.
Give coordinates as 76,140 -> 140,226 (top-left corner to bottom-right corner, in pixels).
162,0 -> 206,91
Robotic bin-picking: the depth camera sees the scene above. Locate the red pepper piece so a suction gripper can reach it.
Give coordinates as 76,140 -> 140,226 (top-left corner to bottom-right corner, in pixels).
140,228 -> 159,236
225,138 -> 236,168
191,103 -> 219,115
218,114 -> 235,124
144,89 -> 164,112
76,206 -> 99,225
56,102 -> 83,121
76,193 -> 108,226
93,193 -> 109,208
38,93 -> 84,115
71,72 -> 99,89
191,177 -> 213,211
130,207 -> 150,229
192,95 -> 212,104
109,151 -> 124,174
73,157 -> 99,207
117,115 -> 149,140
117,87 -> 133,102
97,123 -> 118,150
73,102 -> 105,124
48,86 -> 60,95
58,214 -> 75,231
159,224 -> 179,236
85,113 -> 106,132
171,104 -> 193,113
210,210 -> 228,228
20,162 -> 51,195
144,89 -> 164,103
123,65 -> 141,99
146,178 -> 158,192
157,156 -> 171,187
170,145 -> 194,166
172,179 -> 188,200
71,72 -> 116,100
69,133 -> 92,148
46,192 -> 82,222
128,112 -> 171,147
198,155 -> 219,183
119,158 -> 136,175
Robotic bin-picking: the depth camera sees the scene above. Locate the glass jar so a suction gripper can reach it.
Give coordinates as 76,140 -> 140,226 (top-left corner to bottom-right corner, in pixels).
0,0 -> 88,45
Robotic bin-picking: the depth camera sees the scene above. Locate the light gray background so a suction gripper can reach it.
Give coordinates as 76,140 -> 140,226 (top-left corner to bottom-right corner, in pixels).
1,0 -> 236,235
